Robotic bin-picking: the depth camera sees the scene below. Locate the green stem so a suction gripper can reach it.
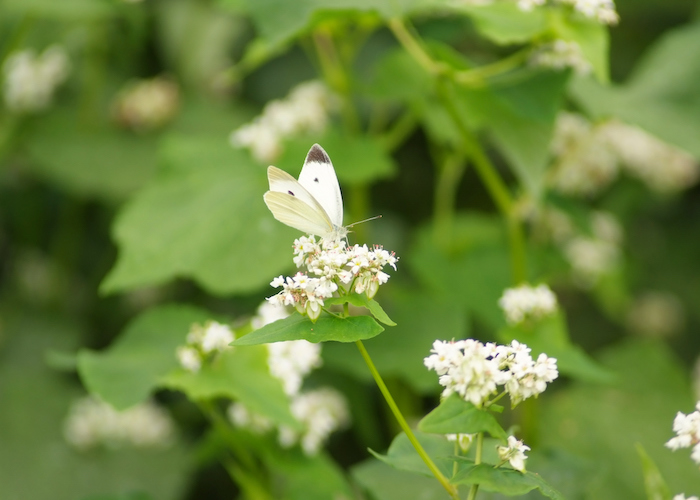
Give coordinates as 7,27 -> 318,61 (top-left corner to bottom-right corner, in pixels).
433,150 -> 466,248
355,340 -> 460,500
387,18 -> 445,76
467,433 -> 485,500
435,80 -> 528,284
453,49 -> 531,87
379,109 -> 418,153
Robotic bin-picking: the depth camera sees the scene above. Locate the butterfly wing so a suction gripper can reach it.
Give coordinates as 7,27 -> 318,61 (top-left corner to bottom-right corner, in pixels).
264,166 -> 335,238
297,144 -> 344,229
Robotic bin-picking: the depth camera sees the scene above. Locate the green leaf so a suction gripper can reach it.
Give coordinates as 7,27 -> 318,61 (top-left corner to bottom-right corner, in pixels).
549,12 -> 610,82
278,131 -> 396,187
2,0 -> 115,19
79,493 -> 154,500
369,431 -> 457,479
419,394 -> 508,441
0,309 -> 190,500
407,213 -> 511,328
460,70 -> 569,197
352,458 -> 449,500
322,289 -> 468,393
571,22 -> 700,158
101,140 -> 298,295
451,463 -> 565,499
242,0 -> 445,46
498,312 -> 615,384
457,2 -> 548,45
25,107 -> 159,201
161,346 -> 299,429
77,304 -> 213,409
233,312 -> 384,345
261,448 -> 355,500
539,340 -> 699,498
636,443 -> 672,500
326,293 -> 396,326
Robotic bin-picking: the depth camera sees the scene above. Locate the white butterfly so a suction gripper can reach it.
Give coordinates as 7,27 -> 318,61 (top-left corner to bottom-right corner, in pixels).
264,144 -> 348,240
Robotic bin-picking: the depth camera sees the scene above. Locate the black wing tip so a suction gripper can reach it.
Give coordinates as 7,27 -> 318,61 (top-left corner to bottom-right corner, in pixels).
306,144 -> 331,165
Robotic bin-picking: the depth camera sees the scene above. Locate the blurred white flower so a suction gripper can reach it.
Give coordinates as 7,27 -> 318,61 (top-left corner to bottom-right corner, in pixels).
230,81 -> 339,163
251,299 -> 290,330
278,388 -> 350,456
64,396 -> 174,450
498,435 -> 530,472
530,39 -> 592,75
2,45 -> 70,113
227,402 -> 274,434
267,340 -> 322,396
517,0 -> 546,10
550,112 -> 619,197
112,76 -> 180,132
626,291 -> 685,338
674,494 -> 700,500
498,284 -> 558,325
519,0 -> 618,24
176,321 -> 235,372
601,121 -> 699,193
446,433 -> 476,452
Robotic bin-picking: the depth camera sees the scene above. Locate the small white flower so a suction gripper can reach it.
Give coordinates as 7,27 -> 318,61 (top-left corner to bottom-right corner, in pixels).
278,387 -> 350,456
517,0 -> 546,10
112,76 -> 180,132
177,346 -> 202,373
498,435 -> 530,472
2,45 -> 70,113
626,291 -> 685,338
200,321 -> 235,353
267,340 -> 322,396
229,80 -> 338,163
530,39 -> 592,75
674,495 -> 700,500
666,402 -> 700,465
446,433 -> 476,452
498,284 -> 558,325
227,402 -> 274,434
251,300 -> 290,330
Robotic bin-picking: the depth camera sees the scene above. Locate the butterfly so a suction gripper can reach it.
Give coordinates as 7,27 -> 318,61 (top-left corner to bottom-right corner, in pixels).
264,144 -> 348,240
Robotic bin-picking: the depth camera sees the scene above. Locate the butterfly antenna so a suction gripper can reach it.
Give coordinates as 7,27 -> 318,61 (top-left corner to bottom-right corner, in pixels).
347,215 -> 382,229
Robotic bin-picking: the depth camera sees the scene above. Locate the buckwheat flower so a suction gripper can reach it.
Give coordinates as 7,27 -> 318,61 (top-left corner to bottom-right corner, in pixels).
230,80 -> 338,163
446,433 -> 476,452
2,45 -> 70,113
550,113 -> 619,197
666,402 -> 700,463
626,291 -> 685,338
674,495 -> 699,500
227,402 -> 274,434
564,0 -> 619,25
517,0 -> 546,10
251,300 -> 290,330
278,388 -> 350,456
112,76 -> 180,132
64,397 -> 174,450
200,321 -> 235,353
424,340 -> 467,376
530,39 -> 592,75
498,284 -> 558,325
601,121 -> 699,193
267,339 -> 322,396
177,346 -> 202,373
564,236 -> 619,286
498,435 -> 530,472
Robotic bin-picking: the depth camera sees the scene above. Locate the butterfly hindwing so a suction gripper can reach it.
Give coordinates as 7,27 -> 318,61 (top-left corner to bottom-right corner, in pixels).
263,191 -> 334,237
297,144 -> 344,229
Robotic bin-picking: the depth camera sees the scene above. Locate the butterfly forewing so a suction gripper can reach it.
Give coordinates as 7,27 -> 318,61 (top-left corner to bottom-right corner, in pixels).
297,144 -> 344,229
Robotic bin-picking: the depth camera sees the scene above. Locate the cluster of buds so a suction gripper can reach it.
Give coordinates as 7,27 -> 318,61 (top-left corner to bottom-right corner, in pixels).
268,236 -> 397,321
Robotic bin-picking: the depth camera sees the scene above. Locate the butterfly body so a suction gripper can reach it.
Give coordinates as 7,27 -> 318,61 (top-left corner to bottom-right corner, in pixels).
264,144 -> 347,240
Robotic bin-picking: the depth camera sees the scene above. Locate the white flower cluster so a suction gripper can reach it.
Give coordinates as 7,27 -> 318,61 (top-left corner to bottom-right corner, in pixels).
176,321 -> 235,373
674,495 -> 699,500
498,435 -> 531,472
112,76 -> 180,132
603,121 -> 699,194
529,40 -> 592,75
425,339 -> 558,407
278,388 -> 351,456
550,113 -> 699,197
230,81 -> 338,163
268,236 -> 398,321
517,0 -> 618,24
2,45 -> 70,113
227,301 -> 350,456
666,402 -> 700,466
550,112 -> 619,197
64,396 -> 174,450
498,284 -> 558,325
